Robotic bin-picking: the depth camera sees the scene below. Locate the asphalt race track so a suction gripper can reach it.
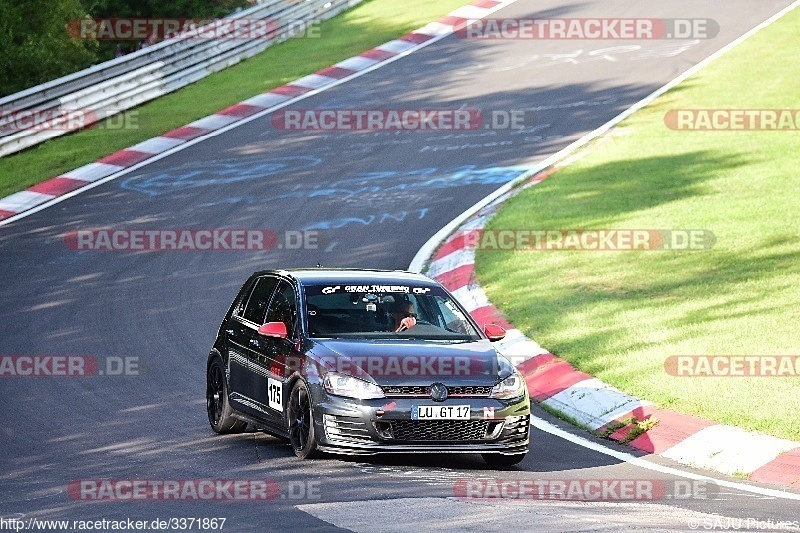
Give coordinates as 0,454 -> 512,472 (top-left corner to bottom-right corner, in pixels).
2,0 -> 799,531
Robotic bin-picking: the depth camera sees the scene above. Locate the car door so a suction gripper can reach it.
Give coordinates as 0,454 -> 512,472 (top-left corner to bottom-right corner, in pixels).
226,275 -> 278,414
250,280 -> 301,426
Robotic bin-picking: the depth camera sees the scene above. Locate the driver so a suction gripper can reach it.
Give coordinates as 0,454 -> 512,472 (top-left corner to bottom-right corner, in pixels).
390,299 -> 417,332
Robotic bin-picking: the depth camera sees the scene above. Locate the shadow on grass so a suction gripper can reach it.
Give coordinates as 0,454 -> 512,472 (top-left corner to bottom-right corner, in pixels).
477,149 -> 800,371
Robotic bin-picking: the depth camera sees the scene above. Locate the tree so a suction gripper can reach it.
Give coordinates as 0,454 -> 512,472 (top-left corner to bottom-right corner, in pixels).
85,0 -> 250,57
89,0 -> 249,19
0,0 -> 249,98
0,0 -> 99,97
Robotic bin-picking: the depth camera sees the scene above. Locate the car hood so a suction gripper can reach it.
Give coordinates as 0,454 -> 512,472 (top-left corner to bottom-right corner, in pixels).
308,338 -> 512,386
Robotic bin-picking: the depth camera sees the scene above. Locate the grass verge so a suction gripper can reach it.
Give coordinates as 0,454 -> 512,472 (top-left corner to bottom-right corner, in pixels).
476,9 -> 800,441
0,0 -> 467,199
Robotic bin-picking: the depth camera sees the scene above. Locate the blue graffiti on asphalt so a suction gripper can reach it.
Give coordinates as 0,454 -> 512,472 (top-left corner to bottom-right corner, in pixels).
304,208 -> 431,231
119,156 -> 322,196
301,165 -> 529,231
119,155 -> 529,231
120,157 -> 527,202
197,196 -> 256,207
326,165 -> 525,193
275,165 -> 529,204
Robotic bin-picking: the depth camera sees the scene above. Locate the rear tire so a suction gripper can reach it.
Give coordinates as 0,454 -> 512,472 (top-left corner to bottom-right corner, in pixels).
287,380 -> 321,459
482,453 -> 526,468
206,357 -> 247,434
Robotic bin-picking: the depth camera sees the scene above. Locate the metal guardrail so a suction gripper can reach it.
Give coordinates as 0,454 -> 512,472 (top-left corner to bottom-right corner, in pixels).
0,0 -> 362,158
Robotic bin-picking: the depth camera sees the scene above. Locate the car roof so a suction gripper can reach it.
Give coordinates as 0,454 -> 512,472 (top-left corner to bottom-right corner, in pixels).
250,268 -> 439,287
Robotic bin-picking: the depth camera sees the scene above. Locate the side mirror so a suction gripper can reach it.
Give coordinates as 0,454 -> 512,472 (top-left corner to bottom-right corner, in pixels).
484,323 -> 506,342
258,321 -> 288,339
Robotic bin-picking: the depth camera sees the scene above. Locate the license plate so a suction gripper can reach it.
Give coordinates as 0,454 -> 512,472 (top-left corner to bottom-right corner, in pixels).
412,405 -> 471,420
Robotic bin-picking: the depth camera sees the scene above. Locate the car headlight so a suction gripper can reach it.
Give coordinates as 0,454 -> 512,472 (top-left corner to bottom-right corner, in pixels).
323,372 -> 385,400
490,370 -> 526,399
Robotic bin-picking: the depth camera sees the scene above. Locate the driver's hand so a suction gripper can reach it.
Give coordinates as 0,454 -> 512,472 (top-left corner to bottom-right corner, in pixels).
396,316 -> 417,332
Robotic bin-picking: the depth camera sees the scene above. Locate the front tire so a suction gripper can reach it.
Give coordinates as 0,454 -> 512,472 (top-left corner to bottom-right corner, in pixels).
287,380 -> 320,459
482,453 -> 526,468
206,357 -> 247,434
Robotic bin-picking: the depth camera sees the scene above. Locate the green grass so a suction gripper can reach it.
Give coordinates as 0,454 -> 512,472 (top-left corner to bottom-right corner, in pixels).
0,0 -> 467,199
476,9 -> 800,441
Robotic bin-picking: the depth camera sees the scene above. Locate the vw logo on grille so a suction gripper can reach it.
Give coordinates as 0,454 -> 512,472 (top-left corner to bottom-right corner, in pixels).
429,382 -> 448,402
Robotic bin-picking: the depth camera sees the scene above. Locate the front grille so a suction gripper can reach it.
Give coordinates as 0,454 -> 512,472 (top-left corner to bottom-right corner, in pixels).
382,385 -> 492,398
384,420 -> 495,441
496,415 -> 530,444
323,414 -> 372,443
449,386 -> 493,397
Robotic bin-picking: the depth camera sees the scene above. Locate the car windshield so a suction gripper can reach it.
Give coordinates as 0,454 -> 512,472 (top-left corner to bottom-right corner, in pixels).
304,283 -> 482,340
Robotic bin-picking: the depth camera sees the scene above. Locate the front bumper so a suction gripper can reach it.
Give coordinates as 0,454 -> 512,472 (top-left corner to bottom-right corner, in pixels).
312,390 -> 530,456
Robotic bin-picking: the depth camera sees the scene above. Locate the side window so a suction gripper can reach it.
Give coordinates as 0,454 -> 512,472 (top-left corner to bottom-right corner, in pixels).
242,277 -> 279,325
435,296 -> 470,334
265,281 -> 298,338
232,290 -> 247,318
